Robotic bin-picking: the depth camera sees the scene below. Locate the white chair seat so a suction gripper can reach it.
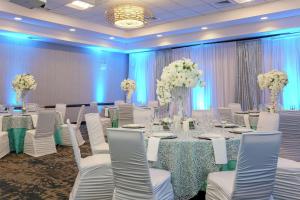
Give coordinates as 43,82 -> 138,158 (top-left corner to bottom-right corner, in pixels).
93,143 -> 110,154
149,168 -> 174,199
0,131 -> 8,137
206,171 -> 235,200
80,154 -> 111,170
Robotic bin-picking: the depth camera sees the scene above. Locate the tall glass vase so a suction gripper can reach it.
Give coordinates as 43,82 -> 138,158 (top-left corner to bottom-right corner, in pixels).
126,91 -> 132,104
270,90 -> 279,113
171,87 -> 189,118
20,91 -> 28,113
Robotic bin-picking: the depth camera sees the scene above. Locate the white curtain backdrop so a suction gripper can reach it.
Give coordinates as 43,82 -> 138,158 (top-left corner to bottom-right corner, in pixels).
262,35 -> 300,110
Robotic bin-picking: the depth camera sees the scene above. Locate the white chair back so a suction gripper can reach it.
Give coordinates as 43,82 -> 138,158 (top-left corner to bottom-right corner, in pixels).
35,111 -> 56,138
107,128 -> 154,200
85,113 -> 106,154
228,103 -> 242,113
67,119 -> 81,168
133,107 -> 152,125
218,107 -> 233,123
192,110 -> 214,121
114,100 -> 125,106
279,111 -> 300,162
0,104 -> 6,112
148,101 -> 158,108
257,112 -> 279,131
90,101 -> 98,113
118,104 -> 134,126
55,104 -> 67,123
26,103 -> 39,112
76,105 -> 85,130
232,132 -> 281,199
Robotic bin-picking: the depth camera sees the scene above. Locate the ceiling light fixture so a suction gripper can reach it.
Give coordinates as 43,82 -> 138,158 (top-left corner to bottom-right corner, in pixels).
66,0 -> 94,10
156,34 -> 163,38
201,26 -> 208,30
69,28 -> 76,32
106,4 -> 154,29
260,16 -> 268,20
14,17 -> 22,21
233,0 -> 253,3
109,36 -> 115,40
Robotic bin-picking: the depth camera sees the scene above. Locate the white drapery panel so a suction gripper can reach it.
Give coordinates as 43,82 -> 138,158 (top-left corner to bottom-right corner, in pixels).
190,42 -> 237,109
129,51 -> 156,105
262,35 -> 300,110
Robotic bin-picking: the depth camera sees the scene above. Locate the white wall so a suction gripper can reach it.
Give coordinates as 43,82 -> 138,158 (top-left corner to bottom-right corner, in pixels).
0,36 -> 128,120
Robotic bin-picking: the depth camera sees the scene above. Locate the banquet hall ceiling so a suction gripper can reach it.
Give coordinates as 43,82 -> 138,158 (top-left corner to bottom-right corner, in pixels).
46,0 -> 278,28
0,0 -> 300,52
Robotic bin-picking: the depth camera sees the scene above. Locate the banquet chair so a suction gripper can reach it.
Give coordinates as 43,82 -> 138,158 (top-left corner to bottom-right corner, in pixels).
118,104 -> 134,127
85,113 -> 109,154
257,112 -> 280,131
89,101 -> 99,113
60,105 -> 85,146
24,111 -> 57,157
26,103 -> 39,112
192,110 -> 214,122
114,100 -> 125,106
148,100 -> 159,108
228,103 -> 242,113
133,106 -> 153,125
206,132 -> 281,200
67,120 -> 114,200
218,107 -> 234,123
55,103 -> 67,123
0,104 -> 6,112
0,115 -> 10,159
107,128 -> 174,200
273,158 -> 300,200
278,111 -> 300,161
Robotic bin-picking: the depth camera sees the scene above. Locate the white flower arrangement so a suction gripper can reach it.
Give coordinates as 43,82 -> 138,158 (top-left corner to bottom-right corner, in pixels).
156,58 -> 205,105
257,70 -> 288,112
121,79 -> 136,100
12,74 -> 37,101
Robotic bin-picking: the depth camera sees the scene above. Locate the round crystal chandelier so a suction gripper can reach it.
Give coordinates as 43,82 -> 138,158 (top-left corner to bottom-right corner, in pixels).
106,4 -> 153,29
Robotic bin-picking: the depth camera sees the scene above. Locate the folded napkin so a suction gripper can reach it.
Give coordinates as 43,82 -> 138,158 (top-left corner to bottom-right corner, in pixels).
212,138 -> 228,164
31,114 -> 39,128
147,137 -> 161,162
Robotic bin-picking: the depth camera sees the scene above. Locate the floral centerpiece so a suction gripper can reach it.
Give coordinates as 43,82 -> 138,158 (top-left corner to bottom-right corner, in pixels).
257,70 -> 288,113
156,58 -> 205,117
161,117 -> 172,130
121,79 -> 136,103
12,74 -> 37,112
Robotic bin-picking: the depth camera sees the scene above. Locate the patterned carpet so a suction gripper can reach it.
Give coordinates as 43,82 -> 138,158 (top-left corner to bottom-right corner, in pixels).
0,125 -> 205,200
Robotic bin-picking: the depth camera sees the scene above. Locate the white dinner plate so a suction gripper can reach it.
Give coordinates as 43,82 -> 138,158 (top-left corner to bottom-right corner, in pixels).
229,128 -> 253,134
152,132 -> 177,139
215,123 -> 238,128
122,124 -> 145,129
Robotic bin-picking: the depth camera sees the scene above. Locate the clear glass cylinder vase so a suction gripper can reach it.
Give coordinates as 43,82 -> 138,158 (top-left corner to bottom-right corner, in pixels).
171,87 -> 189,118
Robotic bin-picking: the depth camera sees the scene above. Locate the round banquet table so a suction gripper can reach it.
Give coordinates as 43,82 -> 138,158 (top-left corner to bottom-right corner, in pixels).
1,112 -> 63,154
146,132 -> 240,200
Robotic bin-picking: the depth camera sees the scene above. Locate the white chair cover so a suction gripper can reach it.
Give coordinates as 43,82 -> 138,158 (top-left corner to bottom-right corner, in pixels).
89,101 -> 99,113
206,132 -> 282,200
118,104 -> 134,127
133,106 -> 153,125
0,105 -> 6,112
67,119 -> 114,200
148,101 -> 159,108
228,103 -> 242,113
85,113 -> 109,154
278,111 -> 300,162
192,110 -> 214,122
26,103 -> 39,112
273,158 -> 300,200
55,104 -> 67,123
0,115 -> 10,159
24,111 -> 57,157
114,100 -> 125,106
257,112 -> 280,131
74,105 -> 85,146
218,107 -> 234,123
107,128 -> 174,200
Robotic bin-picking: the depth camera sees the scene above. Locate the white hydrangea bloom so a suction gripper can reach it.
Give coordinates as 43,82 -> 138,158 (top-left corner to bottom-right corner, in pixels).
12,74 -> 37,101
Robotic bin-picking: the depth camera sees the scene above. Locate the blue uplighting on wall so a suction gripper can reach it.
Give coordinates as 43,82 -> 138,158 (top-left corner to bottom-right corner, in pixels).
192,81 -> 211,110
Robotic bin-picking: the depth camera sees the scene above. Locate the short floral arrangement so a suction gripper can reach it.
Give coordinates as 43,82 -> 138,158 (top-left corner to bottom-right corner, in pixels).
161,117 -> 172,130
121,79 -> 136,101
257,70 -> 288,112
12,74 -> 37,101
156,58 -> 205,106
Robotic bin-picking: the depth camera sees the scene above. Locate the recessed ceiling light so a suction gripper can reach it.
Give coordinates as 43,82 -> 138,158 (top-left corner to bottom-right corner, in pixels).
109,36 -> 115,40
14,17 -> 22,21
69,28 -> 76,32
233,0 -> 253,3
201,27 -> 208,30
260,16 -> 268,20
66,0 -> 94,10
156,34 -> 163,38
